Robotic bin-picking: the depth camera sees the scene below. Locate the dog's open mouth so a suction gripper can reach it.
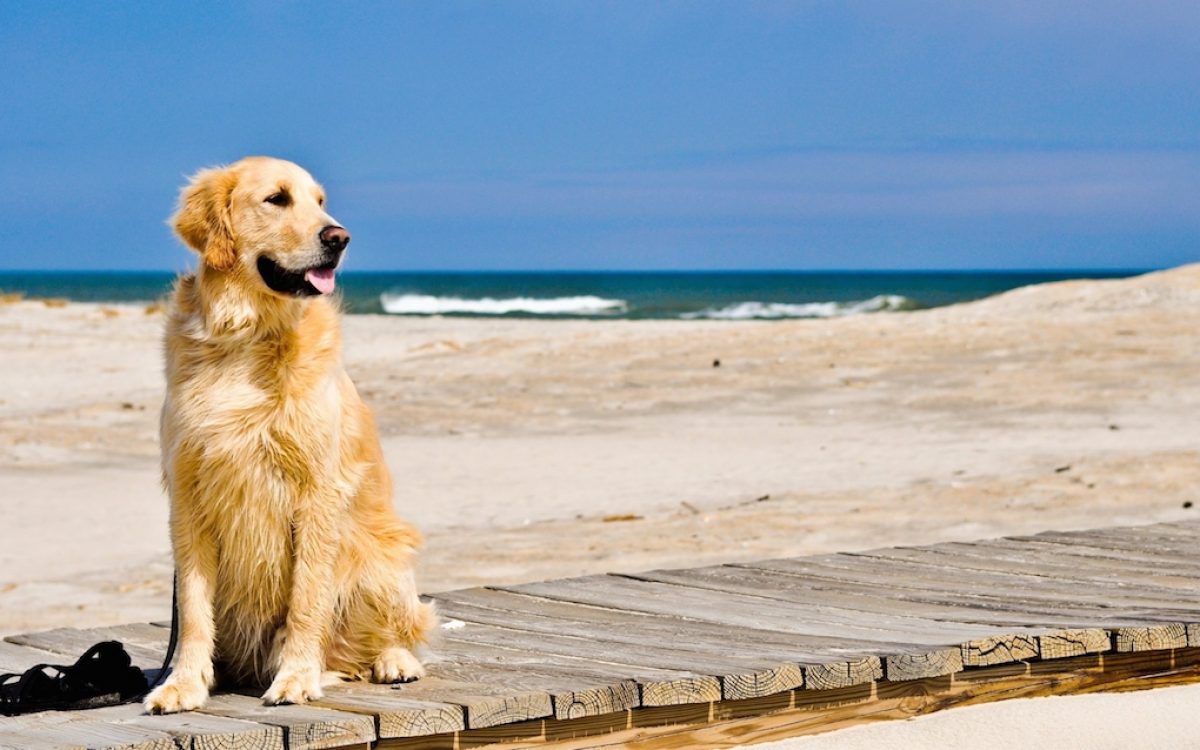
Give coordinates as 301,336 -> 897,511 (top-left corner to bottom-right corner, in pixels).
257,256 -> 337,296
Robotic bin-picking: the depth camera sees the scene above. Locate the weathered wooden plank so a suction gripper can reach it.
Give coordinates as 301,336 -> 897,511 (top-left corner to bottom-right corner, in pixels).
1145,521 -> 1200,538
859,537 -> 1195,579
883,647 -> 963,681
435,638 -> 721,710
503,576 -> 1009,647
1013,532 -> 1200,567
1067,523 -> 1200,546
1189,623 -> 1200,648
438,590 -> 826,662
442,619 -> 802,701
735,553 -> 1105,607
625,566 -> 1107,671
315,683 -> 466,738
93,623 -> 171,655
0,727 -> 174,750
802,657 -> 884,690
622,572 -> 1026,645
629,565 -> 1111,631
630,563 -> 1165,662
375,671 -> 555,728
91,703 -> 285,750
5,627 -> 164,668
720,664 -> 806,702
732,556 -> 1197,636
0,707 -> 176,750
1114,623 -> 1188,652
971,538 -> 1200,576
1036,629 -> 1112,659
960,633 -> 1038,667
823,547 -> 1200,604
889,541 -> 1200,592
199,693 -> 376,750
0,640 -> 68,672
437,588 -> 901,668
748,549 -> 1200,616
438,589 -> 890,694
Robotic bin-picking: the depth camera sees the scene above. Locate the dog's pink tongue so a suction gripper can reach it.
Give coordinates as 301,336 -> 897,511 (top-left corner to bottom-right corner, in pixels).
305,268 -> 336,294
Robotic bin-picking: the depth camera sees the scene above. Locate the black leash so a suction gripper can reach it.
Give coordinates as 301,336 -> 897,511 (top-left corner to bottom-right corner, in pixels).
147,572 -> 180,693
0,572 -> 179,715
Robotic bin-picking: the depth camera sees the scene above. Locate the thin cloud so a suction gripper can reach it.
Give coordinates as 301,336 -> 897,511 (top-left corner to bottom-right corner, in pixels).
340,148 -> 1200,225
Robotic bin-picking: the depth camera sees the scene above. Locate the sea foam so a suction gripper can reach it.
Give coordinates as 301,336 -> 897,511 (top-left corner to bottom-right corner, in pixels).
380,293 -> 628,316
681,294 -> 914,320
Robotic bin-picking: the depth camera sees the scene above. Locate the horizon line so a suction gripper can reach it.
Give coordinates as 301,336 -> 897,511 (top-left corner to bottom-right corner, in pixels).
0,266 -> 1162,275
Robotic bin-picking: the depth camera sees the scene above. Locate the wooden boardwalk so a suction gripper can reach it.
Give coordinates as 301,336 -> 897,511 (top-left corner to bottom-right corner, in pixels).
5,520 -> 1200,749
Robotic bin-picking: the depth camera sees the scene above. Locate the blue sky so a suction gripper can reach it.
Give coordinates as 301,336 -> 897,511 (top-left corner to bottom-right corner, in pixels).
1,1 -> 1197,270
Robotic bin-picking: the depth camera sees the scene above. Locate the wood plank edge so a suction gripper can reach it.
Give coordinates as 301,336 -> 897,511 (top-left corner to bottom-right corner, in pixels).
1114,623 -> 1189,652
882,647 -> 963,681
372,648 -> 1200,750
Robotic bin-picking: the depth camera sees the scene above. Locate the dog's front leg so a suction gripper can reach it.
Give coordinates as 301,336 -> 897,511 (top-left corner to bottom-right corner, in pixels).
262,494 -> 343,705
145,502 -> 219,713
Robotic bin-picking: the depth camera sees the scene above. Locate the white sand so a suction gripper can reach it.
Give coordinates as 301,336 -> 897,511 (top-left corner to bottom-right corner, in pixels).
759,682 -> 1200,750
1,266 -> 1199,744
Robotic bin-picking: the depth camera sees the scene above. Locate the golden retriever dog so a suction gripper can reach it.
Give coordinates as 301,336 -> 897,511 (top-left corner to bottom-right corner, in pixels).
144,156 -> 435,714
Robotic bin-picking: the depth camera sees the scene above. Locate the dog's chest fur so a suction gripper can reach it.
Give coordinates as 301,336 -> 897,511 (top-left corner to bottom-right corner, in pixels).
165,306 -> 342,513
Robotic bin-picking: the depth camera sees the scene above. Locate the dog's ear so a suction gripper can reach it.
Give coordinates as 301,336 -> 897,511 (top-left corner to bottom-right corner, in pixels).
173,166 -> 238,273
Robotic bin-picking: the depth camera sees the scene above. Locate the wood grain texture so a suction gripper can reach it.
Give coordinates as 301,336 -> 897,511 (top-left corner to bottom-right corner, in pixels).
0,704 -> 179,750
1188,623 -> 1200,648
107,706 -> 284,750
437,587 -> 907,655
960,633 -> 1038,667
4,627 -> 164,668
502,575 -> 1007,647
1037,629 -> 1112,659
441,619 -> 800,701
0,641 -> 68,673
405,667 -> 598,725
434,639 -> 721,711
801,657 -> 883,690
315,685 -> 466,738
633,563 -> 1118,630
1114,623 -> 1188,652
883,648 -> 964,681
199,694 -> 376,750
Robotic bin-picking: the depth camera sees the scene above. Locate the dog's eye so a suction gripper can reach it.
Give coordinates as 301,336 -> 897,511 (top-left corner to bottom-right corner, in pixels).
265,192 -> 291,207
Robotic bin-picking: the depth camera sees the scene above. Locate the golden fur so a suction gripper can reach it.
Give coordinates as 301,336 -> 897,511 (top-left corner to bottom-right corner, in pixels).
144,157 -> 434,714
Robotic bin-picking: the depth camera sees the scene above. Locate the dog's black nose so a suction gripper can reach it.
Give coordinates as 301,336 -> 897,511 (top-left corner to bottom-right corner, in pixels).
320,225 -> 350,252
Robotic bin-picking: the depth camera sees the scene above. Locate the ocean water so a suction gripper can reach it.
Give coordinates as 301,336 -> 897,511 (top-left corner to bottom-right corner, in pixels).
0,270 -> 1145,320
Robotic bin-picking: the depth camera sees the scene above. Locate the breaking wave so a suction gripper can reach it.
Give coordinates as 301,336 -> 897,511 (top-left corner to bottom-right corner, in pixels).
681,294 -> 915,320
380,293 -> 628,316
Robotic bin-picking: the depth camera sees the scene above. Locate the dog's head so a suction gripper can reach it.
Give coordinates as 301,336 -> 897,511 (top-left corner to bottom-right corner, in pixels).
173,157 -> 349,297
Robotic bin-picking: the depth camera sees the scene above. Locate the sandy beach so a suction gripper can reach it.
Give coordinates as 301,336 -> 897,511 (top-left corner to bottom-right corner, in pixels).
2,266 -> 1198,742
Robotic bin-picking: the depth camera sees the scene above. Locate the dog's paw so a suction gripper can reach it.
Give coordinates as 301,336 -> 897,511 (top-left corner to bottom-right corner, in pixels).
263,665 -> 323,705
144,673 -> 210,714
371,647 -> 426,684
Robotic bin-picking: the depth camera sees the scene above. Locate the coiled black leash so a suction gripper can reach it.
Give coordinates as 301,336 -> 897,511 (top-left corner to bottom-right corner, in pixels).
0,574 -> 178,715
